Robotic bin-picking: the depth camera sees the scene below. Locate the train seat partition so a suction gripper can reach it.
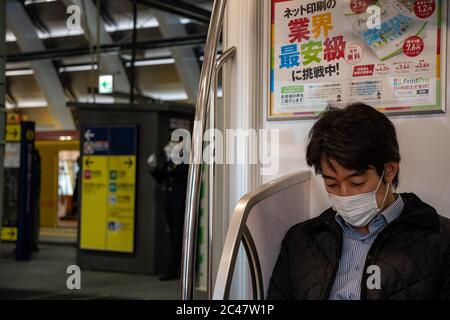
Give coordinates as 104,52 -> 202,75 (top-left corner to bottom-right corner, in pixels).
213,171 -> 311,299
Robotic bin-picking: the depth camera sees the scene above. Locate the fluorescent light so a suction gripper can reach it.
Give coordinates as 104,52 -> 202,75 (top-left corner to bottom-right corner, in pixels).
6,12 -> 192,43
6,69 -> 35,77
126,58 -> 175,67
79,95 -> 115,104
38,28 -> 84,40
179,18 -> 192,24
105,17 -> 160,32
6,31 -> 16,42
6,29 -> 84,42
59,59 -> 172,73
59,64 -> 98,73
6,99 -> 48,109
18,100 -> 48,108
6,65 -> 99,75
144,90 -> 188,101
14,60 -> 176,75
24,0 -> 57,5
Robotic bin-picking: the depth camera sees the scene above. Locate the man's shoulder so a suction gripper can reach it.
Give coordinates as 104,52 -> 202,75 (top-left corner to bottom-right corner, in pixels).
284,208 -> 335,241
437,214 -> 450,240
400,193 -> 450,235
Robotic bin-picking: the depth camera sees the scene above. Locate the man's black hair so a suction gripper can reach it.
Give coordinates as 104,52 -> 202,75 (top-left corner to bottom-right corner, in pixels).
306,103 -> 401,188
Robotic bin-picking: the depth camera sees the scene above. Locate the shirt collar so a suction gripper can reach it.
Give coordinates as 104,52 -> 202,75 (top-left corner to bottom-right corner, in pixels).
380,193 -> 404,224
335,193 -> 404,239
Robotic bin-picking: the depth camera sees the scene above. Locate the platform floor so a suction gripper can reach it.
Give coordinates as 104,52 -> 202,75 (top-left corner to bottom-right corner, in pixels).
0,242 -> 206,300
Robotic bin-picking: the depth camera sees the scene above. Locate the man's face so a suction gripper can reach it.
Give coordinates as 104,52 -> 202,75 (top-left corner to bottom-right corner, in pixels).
321,158 -> 390,208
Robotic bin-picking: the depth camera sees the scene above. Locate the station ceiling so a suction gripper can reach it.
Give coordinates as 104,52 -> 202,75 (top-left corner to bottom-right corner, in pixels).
4,0 -> 212,130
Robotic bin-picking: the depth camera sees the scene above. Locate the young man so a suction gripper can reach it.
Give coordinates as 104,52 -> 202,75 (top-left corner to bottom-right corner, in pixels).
267,103 -> 450,300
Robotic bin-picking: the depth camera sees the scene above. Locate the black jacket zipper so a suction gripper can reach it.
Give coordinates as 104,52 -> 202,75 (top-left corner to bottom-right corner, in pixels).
322,222 -> 343,300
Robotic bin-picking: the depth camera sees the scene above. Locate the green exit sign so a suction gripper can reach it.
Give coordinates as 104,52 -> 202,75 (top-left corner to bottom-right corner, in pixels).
98,74 -> 114,94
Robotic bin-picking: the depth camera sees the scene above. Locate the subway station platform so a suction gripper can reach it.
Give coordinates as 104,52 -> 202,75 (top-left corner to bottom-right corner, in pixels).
0,242 -> 206,300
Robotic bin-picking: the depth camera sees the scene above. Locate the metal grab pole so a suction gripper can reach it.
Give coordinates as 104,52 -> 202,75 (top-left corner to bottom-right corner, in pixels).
180,0 -> 228,300
207,47 -> 237,299
207,81 -> 215,300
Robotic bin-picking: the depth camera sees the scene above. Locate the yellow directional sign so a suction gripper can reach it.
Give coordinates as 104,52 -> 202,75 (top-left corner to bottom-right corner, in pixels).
105,156 -> 136,253
6,125 -> 21,142
79,126 -> 137,253
80,156 -> 137,253
1,227 -> 18,241
80,156 -> 109,251
7,113 -> 21,124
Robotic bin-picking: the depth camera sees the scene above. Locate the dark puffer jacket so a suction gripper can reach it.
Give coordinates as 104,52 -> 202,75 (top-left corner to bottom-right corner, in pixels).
267,193 -> 450,300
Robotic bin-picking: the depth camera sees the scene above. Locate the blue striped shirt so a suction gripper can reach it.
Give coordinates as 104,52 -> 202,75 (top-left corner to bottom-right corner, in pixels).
329,194 -> 404,300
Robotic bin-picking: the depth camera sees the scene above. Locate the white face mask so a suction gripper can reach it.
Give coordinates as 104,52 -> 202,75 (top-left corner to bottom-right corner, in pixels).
328,171 -> 390,227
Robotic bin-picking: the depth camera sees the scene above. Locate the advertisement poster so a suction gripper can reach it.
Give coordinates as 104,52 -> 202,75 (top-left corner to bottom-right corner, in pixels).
80,126 -> 137,253
270,0 -> 447,119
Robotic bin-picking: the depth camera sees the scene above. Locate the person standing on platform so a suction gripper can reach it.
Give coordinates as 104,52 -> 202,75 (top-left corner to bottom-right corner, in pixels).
148,136 -> 189,281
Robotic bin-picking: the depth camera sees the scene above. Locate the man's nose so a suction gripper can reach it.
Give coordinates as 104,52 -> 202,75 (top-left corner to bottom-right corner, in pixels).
338,184 -> 352,197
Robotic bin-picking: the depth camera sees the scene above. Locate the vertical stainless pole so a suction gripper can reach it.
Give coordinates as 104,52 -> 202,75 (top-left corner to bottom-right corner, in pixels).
207,73 -> 216,300
0,0 -> 7,255
207,47 -> 236,299
180,0 -> 227,300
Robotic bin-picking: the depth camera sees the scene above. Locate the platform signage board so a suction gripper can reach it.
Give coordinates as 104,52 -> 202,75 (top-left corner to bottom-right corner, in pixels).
80,126 -> 137,253
2,122 -> 36,261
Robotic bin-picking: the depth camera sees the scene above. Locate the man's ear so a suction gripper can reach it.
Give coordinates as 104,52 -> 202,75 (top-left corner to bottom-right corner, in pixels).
384,162 -> 399,184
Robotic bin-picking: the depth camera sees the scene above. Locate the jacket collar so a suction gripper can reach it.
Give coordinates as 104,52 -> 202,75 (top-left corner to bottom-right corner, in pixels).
397,193 -> 440,230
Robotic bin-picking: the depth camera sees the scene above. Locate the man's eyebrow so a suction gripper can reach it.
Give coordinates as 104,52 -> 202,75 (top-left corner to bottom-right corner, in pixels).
322,171 -> 365,180
349,171 -> 365,177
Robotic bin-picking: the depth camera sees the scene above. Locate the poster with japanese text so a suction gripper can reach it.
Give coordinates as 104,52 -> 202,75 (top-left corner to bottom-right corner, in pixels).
270,0 -> 447,119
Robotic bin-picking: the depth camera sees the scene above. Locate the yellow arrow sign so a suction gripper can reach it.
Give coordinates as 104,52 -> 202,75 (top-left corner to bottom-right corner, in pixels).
6,125 -> 21,142
1,227 -> 18,241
